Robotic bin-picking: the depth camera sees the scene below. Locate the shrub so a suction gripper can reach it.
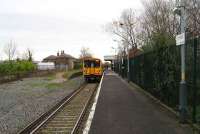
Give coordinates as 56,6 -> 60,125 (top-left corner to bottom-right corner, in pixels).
74,62 -> 82,69
0,60 -> 36,76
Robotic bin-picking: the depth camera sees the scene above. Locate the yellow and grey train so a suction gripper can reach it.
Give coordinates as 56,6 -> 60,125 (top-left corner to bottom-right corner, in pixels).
83,58 -> 103,82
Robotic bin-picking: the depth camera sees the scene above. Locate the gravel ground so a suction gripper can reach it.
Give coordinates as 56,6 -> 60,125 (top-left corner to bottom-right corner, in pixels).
0,75 -> 84,134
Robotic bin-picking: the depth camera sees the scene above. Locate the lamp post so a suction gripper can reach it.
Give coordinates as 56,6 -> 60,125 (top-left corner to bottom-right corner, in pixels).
113,40 -> 122,74
122,40 -> 130,82
119,22 -> 132,82
174,0 -> 187,123
111,46 -> 117,72
113,39 -> 130,81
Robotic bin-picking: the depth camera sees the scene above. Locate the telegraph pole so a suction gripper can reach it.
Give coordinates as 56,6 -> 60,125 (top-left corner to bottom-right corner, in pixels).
174,0 -> 187,123
179,0 -> 187,123
127,44 -> 130,82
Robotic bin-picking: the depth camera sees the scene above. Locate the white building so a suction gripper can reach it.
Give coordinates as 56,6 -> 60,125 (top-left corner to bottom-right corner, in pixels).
37,62 -> 55,70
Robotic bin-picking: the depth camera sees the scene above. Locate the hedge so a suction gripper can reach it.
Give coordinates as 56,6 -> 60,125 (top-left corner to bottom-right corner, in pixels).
0,61 -> 36,76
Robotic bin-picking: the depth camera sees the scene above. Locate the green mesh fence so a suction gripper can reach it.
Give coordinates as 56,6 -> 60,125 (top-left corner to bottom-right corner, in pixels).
114,37 -> 200,123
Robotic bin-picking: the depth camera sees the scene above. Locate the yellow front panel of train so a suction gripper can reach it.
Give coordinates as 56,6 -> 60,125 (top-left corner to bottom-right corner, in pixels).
84,67 -> 99,75
84,67 -> 101,75
94,68 -> 102,75
83,58 -> 102,76
90,67 -> 95,74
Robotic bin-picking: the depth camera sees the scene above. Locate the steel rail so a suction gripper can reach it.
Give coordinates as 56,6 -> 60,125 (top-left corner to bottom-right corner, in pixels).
71,84 -> 98,134
18,83 -> 87,134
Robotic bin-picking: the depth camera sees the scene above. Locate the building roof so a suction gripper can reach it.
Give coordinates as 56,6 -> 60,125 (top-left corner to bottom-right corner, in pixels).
43,50 -> 76,63
129,48 -> 143,58
43,55 -> 57,60
56,53 -> 75,59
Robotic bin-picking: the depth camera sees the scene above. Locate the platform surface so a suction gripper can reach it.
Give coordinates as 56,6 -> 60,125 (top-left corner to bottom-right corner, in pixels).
89,72 -> 193,134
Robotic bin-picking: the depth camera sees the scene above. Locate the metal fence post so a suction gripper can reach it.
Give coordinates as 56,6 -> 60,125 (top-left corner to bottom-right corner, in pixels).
176,0 -> 187,123
192,37 -> 197,123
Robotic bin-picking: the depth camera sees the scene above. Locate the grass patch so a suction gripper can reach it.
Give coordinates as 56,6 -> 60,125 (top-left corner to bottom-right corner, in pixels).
42,73 -> 56,81
46,75 -> 55,81
29,82 -> 47,88
62,69 -> 82,80
46,83 -> 63,89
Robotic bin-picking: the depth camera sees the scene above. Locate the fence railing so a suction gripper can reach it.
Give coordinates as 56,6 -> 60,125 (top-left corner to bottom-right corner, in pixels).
114,37 -> 200,124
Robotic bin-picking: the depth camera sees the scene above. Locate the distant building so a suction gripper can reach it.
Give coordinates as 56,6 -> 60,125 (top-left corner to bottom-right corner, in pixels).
128,48 -> 142,58
43,55 -> 57,63
37,62 -> 55,70
43,50 -> 76,70
104,55 -> 117,70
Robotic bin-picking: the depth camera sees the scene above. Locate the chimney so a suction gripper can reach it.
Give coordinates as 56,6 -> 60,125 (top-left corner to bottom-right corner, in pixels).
57,51 -> 59,56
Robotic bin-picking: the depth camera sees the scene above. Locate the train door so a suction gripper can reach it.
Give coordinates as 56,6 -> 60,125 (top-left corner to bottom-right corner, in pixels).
91,61 -> 95,75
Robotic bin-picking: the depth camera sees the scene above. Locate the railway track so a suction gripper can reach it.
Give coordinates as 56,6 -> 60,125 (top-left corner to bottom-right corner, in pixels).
19,83 -> 98,134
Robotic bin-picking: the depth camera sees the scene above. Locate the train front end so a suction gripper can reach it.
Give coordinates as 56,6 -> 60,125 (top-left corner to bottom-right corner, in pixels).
83,58 -> 103,82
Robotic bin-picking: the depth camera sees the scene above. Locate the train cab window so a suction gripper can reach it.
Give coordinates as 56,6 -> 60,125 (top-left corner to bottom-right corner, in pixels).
84,60 -> 90,67
84,59 -> 100,67
91,62 -> 94,67
94,60 -> 100,67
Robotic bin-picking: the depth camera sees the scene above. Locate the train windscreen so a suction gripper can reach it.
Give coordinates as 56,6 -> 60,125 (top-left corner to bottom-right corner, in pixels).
84,60 -> 100,67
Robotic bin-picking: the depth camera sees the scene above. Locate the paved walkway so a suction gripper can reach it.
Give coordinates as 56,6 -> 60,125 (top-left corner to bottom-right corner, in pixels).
89,72 -> 193,134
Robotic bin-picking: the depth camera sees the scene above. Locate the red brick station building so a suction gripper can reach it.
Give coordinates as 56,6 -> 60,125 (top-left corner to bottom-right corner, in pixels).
43,50 -> 76,70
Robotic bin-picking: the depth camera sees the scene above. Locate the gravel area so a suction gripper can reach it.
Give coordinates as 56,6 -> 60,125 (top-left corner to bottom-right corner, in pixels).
0,75 -> 84,134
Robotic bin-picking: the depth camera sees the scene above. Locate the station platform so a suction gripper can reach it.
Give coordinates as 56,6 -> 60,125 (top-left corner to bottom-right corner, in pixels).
88,71 -> 193,134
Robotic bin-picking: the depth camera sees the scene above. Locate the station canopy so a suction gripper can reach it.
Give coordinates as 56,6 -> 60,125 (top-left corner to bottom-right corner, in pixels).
104,55 -> 116,61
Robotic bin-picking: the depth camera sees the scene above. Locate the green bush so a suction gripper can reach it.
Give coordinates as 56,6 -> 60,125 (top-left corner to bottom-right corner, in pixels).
74,62 -> 82,69
62,69 -> 82,80
0,60 -> 36,76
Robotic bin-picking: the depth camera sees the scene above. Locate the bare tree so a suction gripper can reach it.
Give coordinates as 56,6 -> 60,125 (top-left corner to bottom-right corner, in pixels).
22,48 -> 34,61
106,8 -> 138,49
121,9 -> 139,48
79,47 -> 92,59
106,0 -> 200,52
4,40 -> 17,61
140,0 -> 178,49
140,0 -> 200,48
186,0 -> 200,36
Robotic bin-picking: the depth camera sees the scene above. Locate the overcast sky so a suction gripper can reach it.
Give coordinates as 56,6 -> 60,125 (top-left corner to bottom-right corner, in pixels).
0,0 -> 142,61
